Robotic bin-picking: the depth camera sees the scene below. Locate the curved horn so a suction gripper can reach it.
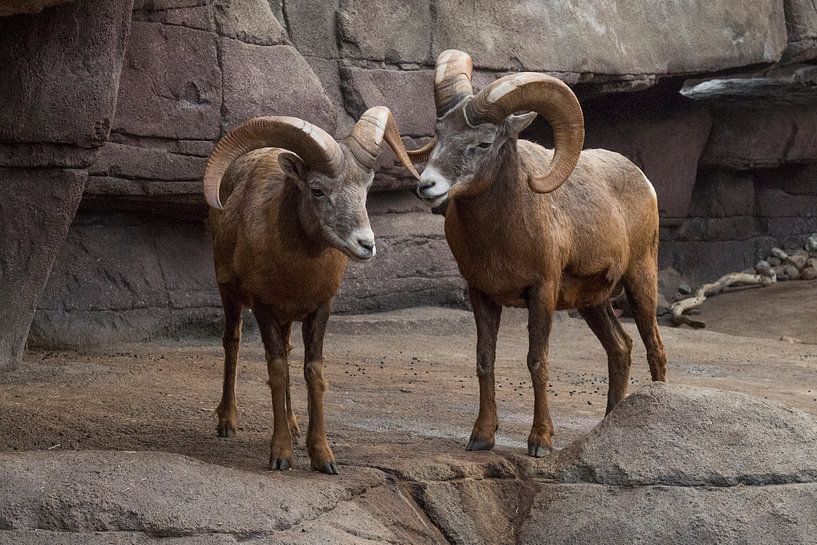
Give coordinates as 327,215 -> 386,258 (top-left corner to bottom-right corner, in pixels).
346,106 -> 421,180
465,73 -> 584,194
406,136 -> 437,163
434,50 -> 474,117
203,116 -> 344,209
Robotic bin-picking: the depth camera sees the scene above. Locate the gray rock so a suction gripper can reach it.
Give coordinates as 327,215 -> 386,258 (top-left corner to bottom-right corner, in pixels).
785,249 -> 810,270
808,257 -> 817,269
519,483 -> 817,545
283,0 -> 338,58
431,0 -> 786,77
113,22 -> 221,140
768,256 -> 782,266
770,247 -> 789,260
783,0 -> 817,63
341,67 -> 435,137
0,169 -> 86,370
542,383 -> 817,486
806,233 -> 817,254
219,40 -> 336,132
773,264 -> 790,280
338,0 -> 431,63
784,264 -> 802,279
801,266 -> 817,280
755,259 -> 772,274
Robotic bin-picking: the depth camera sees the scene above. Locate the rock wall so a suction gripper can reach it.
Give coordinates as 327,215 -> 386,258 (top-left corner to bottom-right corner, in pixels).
2,0 -> 817,353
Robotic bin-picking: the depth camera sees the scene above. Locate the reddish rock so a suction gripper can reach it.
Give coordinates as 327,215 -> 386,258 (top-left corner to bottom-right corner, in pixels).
113,22 -> 221,140
0,169 -> 86,370
583,96 -> 712,219
689,170 -> 755,218
701,104 -> 817,170
0,0 -> 132,165
220,40 -> 336,132
783,0 -> 817,62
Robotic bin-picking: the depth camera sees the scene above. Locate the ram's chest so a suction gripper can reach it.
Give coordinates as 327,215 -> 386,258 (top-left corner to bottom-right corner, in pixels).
444,211 -> 546,304
239,252 -> 347,320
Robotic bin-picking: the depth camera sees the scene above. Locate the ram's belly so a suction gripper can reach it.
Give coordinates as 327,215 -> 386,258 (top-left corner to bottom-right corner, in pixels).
556,272 -> 620,310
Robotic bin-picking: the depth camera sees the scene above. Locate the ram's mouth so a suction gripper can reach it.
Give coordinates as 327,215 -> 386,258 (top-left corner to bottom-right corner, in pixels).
421,193 -> 449,209
342,242 -> 376,262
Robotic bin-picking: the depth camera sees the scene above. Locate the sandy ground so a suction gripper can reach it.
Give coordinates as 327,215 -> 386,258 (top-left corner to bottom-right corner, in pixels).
1,281 -> 816,475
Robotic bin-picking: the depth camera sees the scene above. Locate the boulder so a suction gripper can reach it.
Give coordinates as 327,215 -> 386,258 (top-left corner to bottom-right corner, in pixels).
0,169 -> 86,370
89,143 -> 207,181
219,40 -> 336,132
0,0 -> 133,167
113,22 -> 221,140
802,266 -> 817,280
542,383 -> 817,486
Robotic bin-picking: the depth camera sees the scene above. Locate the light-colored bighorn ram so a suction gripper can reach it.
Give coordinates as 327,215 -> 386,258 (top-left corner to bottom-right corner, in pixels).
204,107 -> 419,473
409,50 -> 667,456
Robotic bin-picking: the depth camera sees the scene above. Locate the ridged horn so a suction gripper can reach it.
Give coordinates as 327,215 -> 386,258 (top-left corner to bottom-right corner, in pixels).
434,50 -> 474,117
346,106 -> 421,180
465,72 -> 584,194
203,116 -> 344,209
406,136 -> 437,163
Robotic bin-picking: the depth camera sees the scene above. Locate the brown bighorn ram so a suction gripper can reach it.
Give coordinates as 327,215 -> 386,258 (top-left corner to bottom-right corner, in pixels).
409,50 -> 667,456
204,107 -> 419,473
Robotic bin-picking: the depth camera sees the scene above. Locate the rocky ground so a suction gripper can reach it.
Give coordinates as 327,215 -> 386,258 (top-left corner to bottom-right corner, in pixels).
1,281 -> 816,544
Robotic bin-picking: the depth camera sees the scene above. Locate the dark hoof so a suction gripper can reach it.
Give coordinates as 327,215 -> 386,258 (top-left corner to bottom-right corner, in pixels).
270,457 -> 292,471
527,444 -> 551,458
316,461 -> 339,475
217,421 -> 236,438
466,437 -> 495,451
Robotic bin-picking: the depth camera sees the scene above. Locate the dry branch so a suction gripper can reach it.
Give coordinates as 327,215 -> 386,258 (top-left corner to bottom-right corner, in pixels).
670,272 -> 776,328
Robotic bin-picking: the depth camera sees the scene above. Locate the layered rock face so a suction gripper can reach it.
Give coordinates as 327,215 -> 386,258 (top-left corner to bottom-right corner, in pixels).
1,0 -> 816,353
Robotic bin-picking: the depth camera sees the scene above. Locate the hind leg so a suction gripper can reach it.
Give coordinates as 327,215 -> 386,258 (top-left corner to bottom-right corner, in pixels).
579,302 -> 633,414
216,284 -> 243,438
623,258 -> 667,382
280,321 -> 300,441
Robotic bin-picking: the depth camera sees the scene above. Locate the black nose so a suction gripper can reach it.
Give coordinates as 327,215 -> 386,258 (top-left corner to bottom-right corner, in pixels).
418,180 -> 436,191
358,238 -> 374,251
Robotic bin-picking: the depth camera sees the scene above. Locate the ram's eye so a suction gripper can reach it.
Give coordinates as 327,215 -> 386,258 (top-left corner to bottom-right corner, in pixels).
477,141 -> 492,149
311,188 -> 326,198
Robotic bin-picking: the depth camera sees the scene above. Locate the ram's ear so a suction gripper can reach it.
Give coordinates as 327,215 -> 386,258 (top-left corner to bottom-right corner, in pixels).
278,151 -> 307,187
501,111 -> 537,136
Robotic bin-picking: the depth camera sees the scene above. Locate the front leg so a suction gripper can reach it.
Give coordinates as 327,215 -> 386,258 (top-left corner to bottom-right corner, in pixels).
527,282 -> 557,457
467,286 -> 502,451
302,303 -> 337,474
253,304 -> 293,470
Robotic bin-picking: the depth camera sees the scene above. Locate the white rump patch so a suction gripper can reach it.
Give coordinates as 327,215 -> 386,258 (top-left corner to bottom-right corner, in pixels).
639,168 -> 657,199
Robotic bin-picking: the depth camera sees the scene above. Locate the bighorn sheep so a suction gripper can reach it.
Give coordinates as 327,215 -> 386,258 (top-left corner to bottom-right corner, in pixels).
204,107 -> 419,473
409,50 -> 667,456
